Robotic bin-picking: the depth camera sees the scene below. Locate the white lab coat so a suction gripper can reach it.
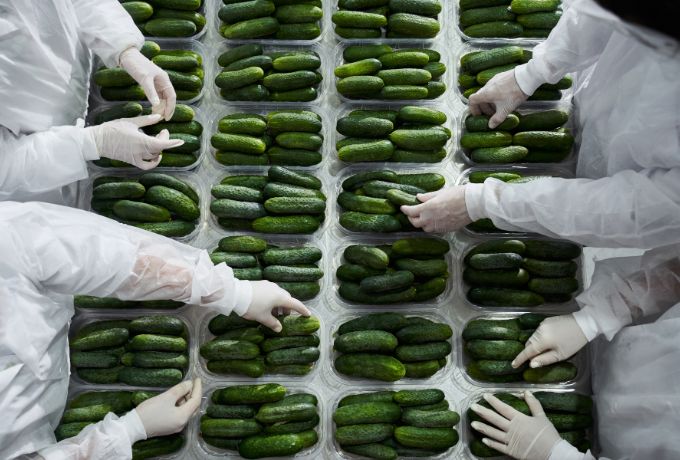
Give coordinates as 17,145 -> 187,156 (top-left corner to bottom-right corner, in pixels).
0,0 -> 142,203
546,245 -> 680,460
465,0 -> 680,249
0,201 -> 251,459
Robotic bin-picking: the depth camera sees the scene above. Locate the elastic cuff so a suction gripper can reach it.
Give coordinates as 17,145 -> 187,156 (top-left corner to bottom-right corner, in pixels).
548,439 -> 586,460
514,64 -> 544,96
117,45 -> 139,67
81,126 -> 100,160
232,279 -> 252,316
464,183 -> 487,222
572,308 -> 601,342
121,410 -> 147,444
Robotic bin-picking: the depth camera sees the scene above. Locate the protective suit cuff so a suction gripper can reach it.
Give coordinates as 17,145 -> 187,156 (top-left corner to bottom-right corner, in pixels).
82,126 -> 100,161
514,64 -> 543,96
464,183 -> 486,221
122,410 -> 147,444
232,280 -> 252,316
548,439 -> 586,460
572,308 -> 602,342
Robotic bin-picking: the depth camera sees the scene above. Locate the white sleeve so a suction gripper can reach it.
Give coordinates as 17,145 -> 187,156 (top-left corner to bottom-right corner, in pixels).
0,125 -> 98,201
514,0 -> 615,94
464,167 -> 680,249
549,440 -> 600,460
572,244 -> 680,340
38,411 -> 145,460
71,0 -> 144,68
0,202 -> 252,316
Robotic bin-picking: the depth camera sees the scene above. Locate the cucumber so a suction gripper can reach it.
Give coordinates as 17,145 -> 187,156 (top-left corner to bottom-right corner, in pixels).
200,339 -> 260,360
516,11 -> 561,29
379,85 -> 429,100
138,173 -> 198,203
335,59 -> 383,79
464,20 -> 522,38
118,367 -> 183,387
265,315 -> 320,337
335,353 -> 406,381
263,181 -> 324,200
71,352 -> 119,369
272,54 -> 321,72
145,18 -> 197,38
274,132 -> 322,151
394,426 -> 457,451
92,182 -> 145,200
94,102 -> 143,124
264,197 -> 325,215
212,384 -> 286,405
519,313 -> 547,329
516,110 -> 569,131
210,199 -> 266,219
223,55 -> 273,72
238,434 -> 305,459
339,391 -> 396,408
207,358 -> 266,378
268,112 -> 321,134
469,252 -> 523,270
220,17 -> 280,39
273,280 -> 318,299
252,216 -> 321,234
153,10 -> 206,32
470,438 -> 502,457
413,277 -> 447,301
461,131 -> 513,149
70,328 -> 129,351
523,258 -> 578,277
524,239 -> 580,260
466,339 -> 524,360
263,247 -> 321,265
464,267 -> 530,287
335,330 -> 399,353
360,270 -> 414,293
338,313 -> 407,334
343,444 -> 398,460
255,401 -> 317,424
212,185 -> 263,203
262,70 -> 317,91
339,283 -> 416,303
401,409 -> 460,428
395,341 -> 451,362
513,131 -> 574,151
468,171 -> 523,183
145,186 -> 199,221
74,296 -> 137,309
61,404 -> 112,424
267,148 -> 321,166
55,422 -> 93,440
524,362 -> 578,383
140,41 -> 161,59
344,245 -> 389,269
534,392 -> 593,414
338,140 -> 395,162
464,46 -> 524,75
332,11 -> 388,28
216,327 -> 265,344
132,434 -> 184,460
389,0 -> 442,15
344,44 -> 393,62
398,106 -> 446,125
215,67 -> 265,91
336,424 -> 395,446
363,180 -> 424,198
127,334 -> 187,352
397,174 -> 445,192
510,0 -> 559,13
466,114 -> 520,132
334,402 -> 402,426
134,221 -> 195,237
378,68 -> 432,85
528,277 -> 579,295
261,335 -> 320,353
463,318 -> 520,341
219,115 -> 267,136
476,359 -> 525,375
219,45 -> 263,67
394,389 -> 444,406
337,116 -> 394,138
389,129 -> 449,151
394,258 -> 447,277
395,323 -> 453,344
548,413 -> 592,431
460,5 -> 515,27
263,265 -> 323,282
128,316 -> 185,336
264,414 -> 320,434
201,417 -> 263,438
218,0 -> 275,24
403,360 -> 441,378
385,189 -> 418,205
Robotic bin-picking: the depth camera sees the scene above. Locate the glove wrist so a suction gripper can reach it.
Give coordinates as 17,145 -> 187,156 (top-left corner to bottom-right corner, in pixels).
571,309 -> 601,342
119,46 -> 142,69
464,183 -> 487,222
82,126 -> 102,161
514,64 -> 543,97
122,409 -> 148,444
233,279 -> 252,316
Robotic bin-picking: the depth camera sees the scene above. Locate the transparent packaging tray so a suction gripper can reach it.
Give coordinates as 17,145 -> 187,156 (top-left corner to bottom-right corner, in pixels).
89,39 -> 210,108
68,311 -> 196,389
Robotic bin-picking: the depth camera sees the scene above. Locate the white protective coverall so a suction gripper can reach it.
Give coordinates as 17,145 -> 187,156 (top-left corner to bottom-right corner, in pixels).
0,0 -> 143,202
0,201 -> 253,459
465,0 -> 680,249
548,244 -> 680,459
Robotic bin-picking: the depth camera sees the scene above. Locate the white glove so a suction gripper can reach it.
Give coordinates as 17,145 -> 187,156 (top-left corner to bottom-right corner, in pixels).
119,47 -> 176,120
88,114 -> 183,170
400,186 -> 472,233
469,69 -> 529,129
471,392 -> 562,460
243,280 -> 311,332
512,314 -> 588,369
135,379 -> 202,438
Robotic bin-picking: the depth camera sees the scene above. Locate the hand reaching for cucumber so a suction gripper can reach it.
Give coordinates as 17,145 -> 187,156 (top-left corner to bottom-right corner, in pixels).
400,186 -> 472,233
119,47 -> 176,121
512,314 -> 589,369
243,280 -> 311,332
135,378 -> 202,438
469,69 -> 529,129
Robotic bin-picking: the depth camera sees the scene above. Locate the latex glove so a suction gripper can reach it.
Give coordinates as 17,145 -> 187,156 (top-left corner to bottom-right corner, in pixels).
135,378 -> 202,438
89,114 -> 183,170
400,186 -> 472,232
119,47 -> 176,120
469,69 -> 529,129
471,392 -> 562,460
512,314 -> 588,369
243,280 -> 311,332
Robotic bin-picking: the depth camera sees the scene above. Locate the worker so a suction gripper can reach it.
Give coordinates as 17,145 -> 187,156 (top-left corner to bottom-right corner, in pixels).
0,201 -> 310,459
402,0 -> 680,249
470,244 -> 680,459
0,0 -> 179,203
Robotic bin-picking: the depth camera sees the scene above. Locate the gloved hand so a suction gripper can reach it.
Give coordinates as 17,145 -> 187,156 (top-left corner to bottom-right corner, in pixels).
471,392 -> 562,460
469,69 -> 529,129
119,47 -> 176,120
243,280 -> 311,332
400,186 -> 472,232
135,378 -> 202,438
88,114 -> 183,170
512,314 -> 588,369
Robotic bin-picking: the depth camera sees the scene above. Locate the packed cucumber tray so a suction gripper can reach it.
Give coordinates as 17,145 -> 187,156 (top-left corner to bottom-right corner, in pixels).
72,0 -> 591,458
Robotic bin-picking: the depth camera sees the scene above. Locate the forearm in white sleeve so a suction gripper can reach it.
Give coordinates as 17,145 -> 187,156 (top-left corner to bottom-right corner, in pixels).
514,0 -> 615,94
2,202 -> 252,316
38,411 -> 146,460
0,125 -> 98,201
574,244 -> 680,340
549,440 -> 600,460
71,0 -> 144,68
465,167 -> 680,249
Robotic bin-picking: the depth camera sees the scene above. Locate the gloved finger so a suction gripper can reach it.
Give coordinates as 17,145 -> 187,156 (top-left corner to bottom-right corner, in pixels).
530,349 -> 562,369
470,403 -> 510,431
511,334 -> 547,368
489,110 -> 510,129
468,92 -> 490,111
400,203 -> 423,217
260,314 -> 283,333
471,421 -> 507,443
479,102 -> 496,117
165,380 -> 194,403
469,101 -> 482,116
128,113 -> 163,128
280,295 -> 310,316
146,131 -> 183,153
408,215 -> 425,228
136,154 -> 162,170
484,394 -> 521,421
416,191 -> 438,203
141,75 -> 161,106
156,73 -> 176,121
523,391 -> 546,417
179,378 -> 202,418
152,100 -> 167,119
482,438 -> 511,456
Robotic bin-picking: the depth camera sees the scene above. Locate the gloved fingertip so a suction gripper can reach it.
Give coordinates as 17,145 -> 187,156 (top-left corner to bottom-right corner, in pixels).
482,438 -> 491,446
510,361 -> 517,368
530,360 -> 540,368
482,393 -> 492,401
471,422 -> 481,430
273,323 -> 283,333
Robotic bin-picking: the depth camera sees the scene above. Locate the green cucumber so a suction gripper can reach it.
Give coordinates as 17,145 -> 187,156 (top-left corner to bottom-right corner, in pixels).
335,353 -> 406,381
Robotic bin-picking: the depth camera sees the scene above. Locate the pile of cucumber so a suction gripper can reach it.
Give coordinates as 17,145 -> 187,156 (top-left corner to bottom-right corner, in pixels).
56,390 -> 184,459
336,44 -> 447,100
468,392 -> 592,457
461,110 -> 573,164
95,41 -> 204,102
212,110 -> 323,167
202,313 -> 320,377
334,312 -> 453,381
464,238 -> 580,307
337,238 -> 449,304
122,0 -> 206,37
216,45 -> 322,102
74,295 -> 184,310
210,235 -> 323,300
459,0 -> 562,38
338,170 -> 445,233
463,313 -> 578,383
332,0 -> 442,39
218,0 -> 322,40
334,389 -> 460,459
70,316 -> 189,387
201,384 -> 320,458
336,106 -> 451,163
94,103 -> 202,169
91,173 -> 200,238
210,166 -> 326,234
459,45 -> 572,100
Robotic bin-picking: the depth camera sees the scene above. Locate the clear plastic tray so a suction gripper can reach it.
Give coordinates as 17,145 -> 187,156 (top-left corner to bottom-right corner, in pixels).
89,39 -> 210,108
